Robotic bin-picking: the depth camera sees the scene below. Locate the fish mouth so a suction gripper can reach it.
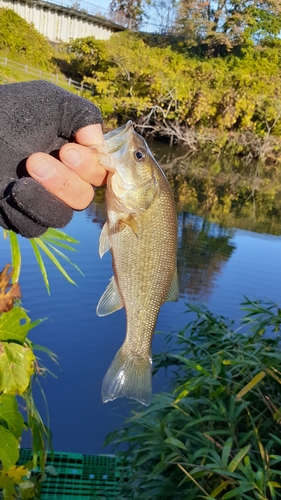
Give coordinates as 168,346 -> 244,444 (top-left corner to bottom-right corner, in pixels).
104,121 -> 134,154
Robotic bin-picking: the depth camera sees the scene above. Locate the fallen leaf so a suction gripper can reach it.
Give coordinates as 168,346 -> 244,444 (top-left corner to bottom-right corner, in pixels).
0,265 -> 21,313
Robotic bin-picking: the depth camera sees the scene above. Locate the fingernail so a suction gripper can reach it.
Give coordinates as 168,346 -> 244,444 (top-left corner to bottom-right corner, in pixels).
31,159 -> 54,179
63,148 -> 81,167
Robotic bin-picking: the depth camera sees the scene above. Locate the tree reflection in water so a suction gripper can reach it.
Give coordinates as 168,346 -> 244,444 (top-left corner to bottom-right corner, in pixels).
87,197 -> 236,302
177,212 -> 235,299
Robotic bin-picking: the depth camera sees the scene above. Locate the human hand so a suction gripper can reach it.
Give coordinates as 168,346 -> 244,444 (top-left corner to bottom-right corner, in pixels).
26,123 -> 107,211
0,80 -> 105,238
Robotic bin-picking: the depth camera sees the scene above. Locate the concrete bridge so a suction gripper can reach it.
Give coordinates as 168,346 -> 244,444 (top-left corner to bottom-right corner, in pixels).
0,0 -> 126,42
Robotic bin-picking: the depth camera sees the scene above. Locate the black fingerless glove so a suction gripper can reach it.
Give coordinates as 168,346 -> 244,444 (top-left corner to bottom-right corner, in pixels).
0,80 -> 103,238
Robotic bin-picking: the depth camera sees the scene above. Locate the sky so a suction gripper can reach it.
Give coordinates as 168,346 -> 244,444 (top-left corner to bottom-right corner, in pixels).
93,0 -> 111,10
72,0 -> 174,32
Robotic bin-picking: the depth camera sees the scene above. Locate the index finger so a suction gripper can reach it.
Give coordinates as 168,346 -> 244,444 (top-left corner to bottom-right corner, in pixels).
75,123 -> 104,146
59,143 -> 108,186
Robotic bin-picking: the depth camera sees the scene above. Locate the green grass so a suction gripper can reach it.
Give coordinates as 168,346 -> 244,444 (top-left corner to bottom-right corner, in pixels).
0,49 -> 81,92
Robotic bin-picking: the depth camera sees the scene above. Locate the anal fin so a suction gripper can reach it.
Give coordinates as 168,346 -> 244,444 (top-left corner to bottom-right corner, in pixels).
96,276 -> 124,316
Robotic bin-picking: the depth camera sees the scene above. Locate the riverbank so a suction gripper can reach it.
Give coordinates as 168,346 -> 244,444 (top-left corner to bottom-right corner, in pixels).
70,31 -> 281,166
2,8 -> 281,165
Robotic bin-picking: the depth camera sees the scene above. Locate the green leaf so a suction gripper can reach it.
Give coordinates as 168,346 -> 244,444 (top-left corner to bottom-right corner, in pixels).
33,238 -> 77,285
164,436 -> 186,450
222,483 -> 254,499
0,394 -> 24,438
0,307 -> 31,342
29,239 -> 50,294
268,481 -> 277,500
29,342 -> 58,363
236,371 -> 266,399
42,240 -> 77,252
42,228 -> 79,243
0,424 -> 19,469
222,437 -> 233,468
255,470 -> 264,491
268,481 -> 281,489
211,481 -> 232,498
23,389 -> 52,464
30,230 -> 83,293
270,434 -> 281,446
0,472 -> 16,499
8,231 -> 21,284
29,317 -> 47,331
0,341 -> 35,395
228,445 -> 251,473
44,243 -> 84,276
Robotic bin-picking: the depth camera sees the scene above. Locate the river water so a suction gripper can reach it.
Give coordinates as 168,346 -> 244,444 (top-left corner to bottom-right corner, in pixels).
1,146 -> 281,455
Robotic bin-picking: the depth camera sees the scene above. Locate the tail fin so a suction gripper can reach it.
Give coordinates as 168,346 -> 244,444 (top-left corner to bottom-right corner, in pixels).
102,345 -> 152,406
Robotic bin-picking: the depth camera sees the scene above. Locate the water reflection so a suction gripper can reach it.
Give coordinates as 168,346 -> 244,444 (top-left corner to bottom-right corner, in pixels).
177,213 -> 235,299
86,198 -> 236,302
86,189 -> 106,229
86,139 -> 281,240
149,140 -> 281,236
5,142 -> 280,455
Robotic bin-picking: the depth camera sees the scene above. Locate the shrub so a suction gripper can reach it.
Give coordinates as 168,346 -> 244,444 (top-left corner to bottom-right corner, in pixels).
0,9 -> 54,70
106,299 -> 281,499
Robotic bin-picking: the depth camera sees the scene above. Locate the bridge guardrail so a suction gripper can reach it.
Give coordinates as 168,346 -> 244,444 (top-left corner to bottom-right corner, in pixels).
42,0 -> 128,27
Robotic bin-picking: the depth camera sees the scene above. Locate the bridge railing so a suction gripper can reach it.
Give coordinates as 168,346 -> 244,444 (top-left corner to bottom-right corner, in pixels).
42,0 -> 128,27
0,57 -> 93,94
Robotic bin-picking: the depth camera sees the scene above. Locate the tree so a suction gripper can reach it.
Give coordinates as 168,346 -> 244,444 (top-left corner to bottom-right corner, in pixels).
109,0 -> 146,29
144,0 -> 178,33
176,0 -> 281,55
65,37 -> 109,78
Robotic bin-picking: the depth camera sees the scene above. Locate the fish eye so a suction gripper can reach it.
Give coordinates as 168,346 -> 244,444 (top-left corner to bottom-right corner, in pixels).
134,148 -> 146,162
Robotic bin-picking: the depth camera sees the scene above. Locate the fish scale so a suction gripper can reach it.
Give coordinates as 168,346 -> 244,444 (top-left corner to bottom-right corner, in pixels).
109,189 -> 176,350
96,121 -> 178,406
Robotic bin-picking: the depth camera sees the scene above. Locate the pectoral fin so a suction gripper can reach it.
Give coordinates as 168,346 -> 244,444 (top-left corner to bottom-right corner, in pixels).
99,222 -> 111,258
166,268 -> 179,302
96,276 -> 124,316
120,215 -> 139,236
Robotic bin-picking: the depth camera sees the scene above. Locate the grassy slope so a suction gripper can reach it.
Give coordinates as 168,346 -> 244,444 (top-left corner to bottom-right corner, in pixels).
0,48 -> 81,94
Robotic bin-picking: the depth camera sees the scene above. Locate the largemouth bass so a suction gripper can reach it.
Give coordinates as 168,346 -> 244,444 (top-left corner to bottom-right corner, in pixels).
97,121 -> 178,406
